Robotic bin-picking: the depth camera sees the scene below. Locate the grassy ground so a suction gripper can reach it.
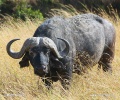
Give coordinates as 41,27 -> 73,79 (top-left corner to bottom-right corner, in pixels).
0,11 -> 120,100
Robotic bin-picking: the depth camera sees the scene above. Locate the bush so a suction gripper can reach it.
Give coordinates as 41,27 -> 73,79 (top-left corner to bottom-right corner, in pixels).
0,0 -> 4,5
14,1 -> 43,20
0,0 -> 44,20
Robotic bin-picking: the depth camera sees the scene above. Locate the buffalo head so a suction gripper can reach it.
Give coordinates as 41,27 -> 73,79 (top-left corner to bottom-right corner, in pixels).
7,37 -> 70,77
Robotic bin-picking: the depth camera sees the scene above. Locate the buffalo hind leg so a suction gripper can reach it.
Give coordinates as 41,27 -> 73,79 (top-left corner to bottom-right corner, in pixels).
98,52 -> 114,73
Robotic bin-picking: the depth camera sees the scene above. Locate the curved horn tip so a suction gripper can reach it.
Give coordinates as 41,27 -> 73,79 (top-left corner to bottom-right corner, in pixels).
12,38 -> 20,41
7,39 -> 20,43
6,38 -> 22,59
6,38 -> 20,48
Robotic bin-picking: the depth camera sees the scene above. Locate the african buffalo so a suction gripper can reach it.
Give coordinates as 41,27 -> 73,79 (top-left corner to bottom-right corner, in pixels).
6,13 -> 116,89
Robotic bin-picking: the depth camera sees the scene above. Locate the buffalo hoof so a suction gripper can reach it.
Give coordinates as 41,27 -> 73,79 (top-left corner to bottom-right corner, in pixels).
61,79 -> 70,90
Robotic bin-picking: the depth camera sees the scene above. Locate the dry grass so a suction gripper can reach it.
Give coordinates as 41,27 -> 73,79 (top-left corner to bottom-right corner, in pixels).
0,11 -> 120,100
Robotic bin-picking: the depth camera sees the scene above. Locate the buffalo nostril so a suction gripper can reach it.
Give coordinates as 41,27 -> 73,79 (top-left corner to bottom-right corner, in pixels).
36,66 -> 46,70
42,66 -> 47,71
42,65 -> 46,69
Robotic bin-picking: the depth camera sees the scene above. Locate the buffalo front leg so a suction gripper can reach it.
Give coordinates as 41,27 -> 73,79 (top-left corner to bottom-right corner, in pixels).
60,61 -> 73,90
42,77 -> 53,89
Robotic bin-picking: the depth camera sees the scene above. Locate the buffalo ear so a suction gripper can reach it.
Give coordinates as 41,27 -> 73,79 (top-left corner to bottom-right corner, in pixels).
19,52 -> 30,68
19,60 -> 29,68
50,56 -> 66,70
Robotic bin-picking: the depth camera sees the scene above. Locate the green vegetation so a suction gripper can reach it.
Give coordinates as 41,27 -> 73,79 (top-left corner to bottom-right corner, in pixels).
0,0 -> 44,20
0,0 -> 120,21
14,1 -> 43,20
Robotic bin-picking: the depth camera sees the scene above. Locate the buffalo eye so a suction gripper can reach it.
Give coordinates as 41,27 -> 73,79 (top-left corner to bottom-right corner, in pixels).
46,49 -> 50,56
29,50 -> 36,57
42,47 -> 50,55
46,49 -> 50,54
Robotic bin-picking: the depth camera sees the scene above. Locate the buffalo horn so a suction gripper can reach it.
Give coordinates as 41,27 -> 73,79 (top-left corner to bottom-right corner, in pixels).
6,38 -> 31,59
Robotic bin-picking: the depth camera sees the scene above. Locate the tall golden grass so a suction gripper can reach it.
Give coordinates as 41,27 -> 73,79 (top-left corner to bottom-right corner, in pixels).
0,10 -> 120,100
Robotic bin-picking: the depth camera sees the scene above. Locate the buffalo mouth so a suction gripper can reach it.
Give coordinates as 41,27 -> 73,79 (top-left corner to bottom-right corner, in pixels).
34,69 -> 46,77
34,65 -> 48,77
